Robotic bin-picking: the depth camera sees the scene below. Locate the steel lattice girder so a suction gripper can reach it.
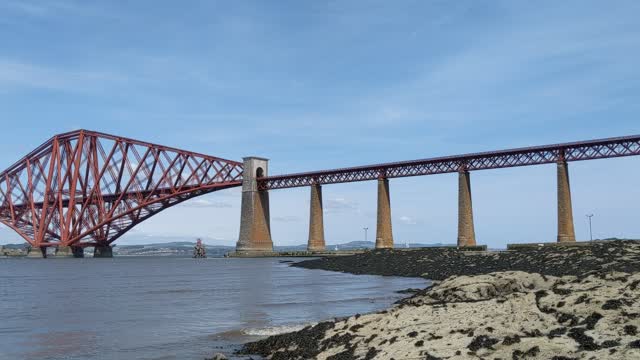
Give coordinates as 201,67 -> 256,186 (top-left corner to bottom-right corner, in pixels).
0,130 -> 243,247
259,134 -> 640,190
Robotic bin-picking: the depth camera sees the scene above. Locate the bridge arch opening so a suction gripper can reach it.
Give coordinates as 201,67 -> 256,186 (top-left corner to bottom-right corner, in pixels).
256,167 -> 265,178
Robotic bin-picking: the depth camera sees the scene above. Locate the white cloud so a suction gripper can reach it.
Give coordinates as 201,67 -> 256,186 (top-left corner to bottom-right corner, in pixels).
324,197 -> 359,214
3,1 -> 49,17
0,58 -> 128,93
181,198 -> 232,208
398,215 -> 417,225
0,1 -> 117,21
215,187 -> 242,197
273,215 -> 301,223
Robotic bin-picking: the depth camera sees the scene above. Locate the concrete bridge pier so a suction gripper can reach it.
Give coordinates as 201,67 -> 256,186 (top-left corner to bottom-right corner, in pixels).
457,169 -> 476,247
557,158 -> 576,242
236,157 -> 273,253
72,246 -> 85,257
55,245 -> 73,257
307,184 -> 325,252
93,244 -> 113,258
27,246 -> 45,258
55,245 -> 84,258
375,177 -> 394,249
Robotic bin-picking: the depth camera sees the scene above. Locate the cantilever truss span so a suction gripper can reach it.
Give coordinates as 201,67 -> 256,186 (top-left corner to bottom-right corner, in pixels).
0,130 -> 243,248
259,135 -> 640,190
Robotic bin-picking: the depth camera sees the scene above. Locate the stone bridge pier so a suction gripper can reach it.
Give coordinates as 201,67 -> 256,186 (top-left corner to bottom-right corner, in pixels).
307,183 -> 325,252
233,152 -> 580,254
457,169 -> 476,247
557,156 -> 576,243
236,157 -> 273,253
94,244 -> 113,258
304,175 -> 396,251
55,245 -> 85,258
27,246 -> 45,258
376,177 -> 394,249
452,156 -> 577,246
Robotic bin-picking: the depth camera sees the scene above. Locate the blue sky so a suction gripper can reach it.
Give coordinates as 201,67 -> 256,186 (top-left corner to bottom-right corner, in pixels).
0,0 -> 639,247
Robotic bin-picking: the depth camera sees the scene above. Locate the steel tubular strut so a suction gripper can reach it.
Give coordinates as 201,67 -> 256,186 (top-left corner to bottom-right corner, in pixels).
0,130 -> 243,248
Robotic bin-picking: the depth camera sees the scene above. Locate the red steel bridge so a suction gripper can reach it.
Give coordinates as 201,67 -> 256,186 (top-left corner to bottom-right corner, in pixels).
0,130 -> 243,256
1,129 -> 639,257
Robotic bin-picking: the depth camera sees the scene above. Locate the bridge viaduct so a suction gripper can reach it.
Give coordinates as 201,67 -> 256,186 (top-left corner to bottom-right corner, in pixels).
236,135 -> 640,253
0,130 -> 638,257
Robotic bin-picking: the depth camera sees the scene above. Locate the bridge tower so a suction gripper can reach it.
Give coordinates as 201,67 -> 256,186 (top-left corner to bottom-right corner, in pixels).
236,157 -> 273,252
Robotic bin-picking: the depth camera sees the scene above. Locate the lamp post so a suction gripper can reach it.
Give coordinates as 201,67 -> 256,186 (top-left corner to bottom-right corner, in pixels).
363,227 -> 368,242
586,214 -> 594,241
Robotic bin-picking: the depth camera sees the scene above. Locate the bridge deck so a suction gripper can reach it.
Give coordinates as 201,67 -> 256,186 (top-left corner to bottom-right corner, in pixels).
259,134 -> 640,190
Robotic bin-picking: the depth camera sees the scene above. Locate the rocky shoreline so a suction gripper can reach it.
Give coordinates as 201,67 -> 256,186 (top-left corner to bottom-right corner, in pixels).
237,241 -> 640,359
291,241 -> 640,280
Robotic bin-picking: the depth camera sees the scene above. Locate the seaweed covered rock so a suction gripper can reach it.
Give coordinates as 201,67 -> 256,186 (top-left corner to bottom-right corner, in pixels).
240,271 -> 640,359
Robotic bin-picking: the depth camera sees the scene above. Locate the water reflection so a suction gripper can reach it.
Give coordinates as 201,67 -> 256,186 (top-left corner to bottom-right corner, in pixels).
0,257 -> 427,359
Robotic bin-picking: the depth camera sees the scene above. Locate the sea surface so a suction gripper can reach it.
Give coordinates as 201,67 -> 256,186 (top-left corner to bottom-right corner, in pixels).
0,257 -> 427,360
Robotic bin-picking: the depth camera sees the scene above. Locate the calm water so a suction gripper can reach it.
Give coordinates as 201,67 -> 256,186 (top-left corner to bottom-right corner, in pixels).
0,257 -> 426,360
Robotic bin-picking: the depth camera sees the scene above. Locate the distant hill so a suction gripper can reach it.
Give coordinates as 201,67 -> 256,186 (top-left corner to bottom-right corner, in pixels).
115,240 -> 448,256
113,242 -> 234,257
2,243 -> 30,250
24,238 -> 630,257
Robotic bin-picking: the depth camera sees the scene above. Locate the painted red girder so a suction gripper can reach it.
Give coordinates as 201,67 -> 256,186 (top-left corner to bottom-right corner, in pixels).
259,134 -> 640,190
0,130 -> 243,247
